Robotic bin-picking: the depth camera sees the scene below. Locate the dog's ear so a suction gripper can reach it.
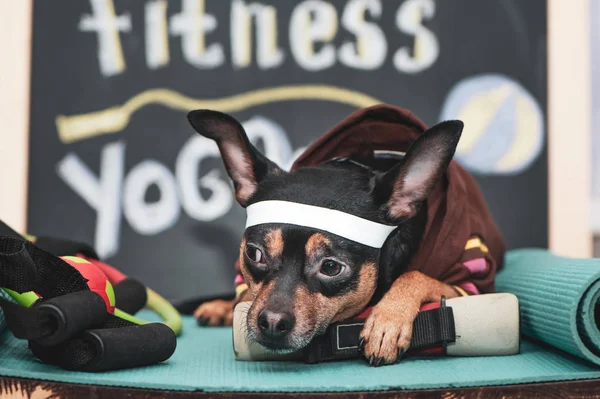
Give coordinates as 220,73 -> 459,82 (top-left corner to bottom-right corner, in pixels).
187,109 -> 284,206
372,120 -> 463,221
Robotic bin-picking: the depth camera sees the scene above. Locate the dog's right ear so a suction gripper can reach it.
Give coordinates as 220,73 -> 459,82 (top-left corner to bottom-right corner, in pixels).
187,109 -> 284,206
371,120 -> 463,222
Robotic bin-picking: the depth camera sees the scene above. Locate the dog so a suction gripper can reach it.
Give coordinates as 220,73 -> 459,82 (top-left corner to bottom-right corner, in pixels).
187,105 -> 505,366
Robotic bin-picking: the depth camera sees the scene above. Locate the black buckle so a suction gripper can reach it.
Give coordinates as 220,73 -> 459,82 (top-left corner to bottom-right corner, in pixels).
304,296 -> 456,363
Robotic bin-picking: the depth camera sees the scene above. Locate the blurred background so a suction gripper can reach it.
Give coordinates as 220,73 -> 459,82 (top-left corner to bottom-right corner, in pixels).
0,0 -> 591,306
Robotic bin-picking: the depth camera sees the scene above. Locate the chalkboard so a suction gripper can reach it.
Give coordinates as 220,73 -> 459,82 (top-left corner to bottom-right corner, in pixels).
27,0 -> 547,303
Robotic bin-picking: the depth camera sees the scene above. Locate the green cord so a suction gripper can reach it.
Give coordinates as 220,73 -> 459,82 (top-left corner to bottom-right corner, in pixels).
146,288 -> 183,335
115,288 -> 183,336
113,308 -> 149,325
2,287 -> 39,307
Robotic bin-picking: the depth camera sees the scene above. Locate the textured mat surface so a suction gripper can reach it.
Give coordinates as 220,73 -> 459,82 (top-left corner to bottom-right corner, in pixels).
1,311 -> 600,392
496,249 -> 600,366
0,289 -> 13,334
3,249 -> 600,392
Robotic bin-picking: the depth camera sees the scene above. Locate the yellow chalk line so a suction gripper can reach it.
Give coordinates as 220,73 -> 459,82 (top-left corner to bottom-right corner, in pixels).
55,85 -> 383,144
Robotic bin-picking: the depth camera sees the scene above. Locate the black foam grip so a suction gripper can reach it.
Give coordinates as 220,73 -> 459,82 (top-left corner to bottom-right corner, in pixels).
113,278 -> 147,314
29,334 -> 97,370
0,296 -> 53,340
80,323 -> 177,371
35,290 -> 109,346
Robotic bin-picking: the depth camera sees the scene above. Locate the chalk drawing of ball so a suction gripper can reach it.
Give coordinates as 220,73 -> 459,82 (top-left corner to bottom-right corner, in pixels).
439,74 -> 544,175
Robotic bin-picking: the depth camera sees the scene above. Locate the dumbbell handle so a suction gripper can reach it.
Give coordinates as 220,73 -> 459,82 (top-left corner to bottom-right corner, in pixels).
233,293 -> 520,362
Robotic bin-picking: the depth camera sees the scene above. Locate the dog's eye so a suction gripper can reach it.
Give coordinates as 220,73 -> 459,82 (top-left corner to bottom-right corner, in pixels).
245,245 -> 265,264
320,260 -> 343,277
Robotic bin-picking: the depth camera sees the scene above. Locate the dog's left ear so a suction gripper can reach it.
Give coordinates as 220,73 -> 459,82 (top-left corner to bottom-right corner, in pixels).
372,120 -> 463,221
187,109 -> 284,206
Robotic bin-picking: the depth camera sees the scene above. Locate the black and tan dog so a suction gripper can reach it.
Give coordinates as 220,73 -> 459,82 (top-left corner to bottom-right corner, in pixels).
188,105 -> 505,366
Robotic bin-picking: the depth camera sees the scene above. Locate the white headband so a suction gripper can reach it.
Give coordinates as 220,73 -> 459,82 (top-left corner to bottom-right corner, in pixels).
245,200 -> 397,248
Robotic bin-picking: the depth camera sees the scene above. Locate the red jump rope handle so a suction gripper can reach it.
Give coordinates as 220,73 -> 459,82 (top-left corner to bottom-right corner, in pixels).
76,253 -> 127,284
60,257 -> 116,314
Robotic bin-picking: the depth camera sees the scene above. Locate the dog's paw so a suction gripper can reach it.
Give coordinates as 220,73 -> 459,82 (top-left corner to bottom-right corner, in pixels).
359,299 -> 419,366
194,299 -> 234,326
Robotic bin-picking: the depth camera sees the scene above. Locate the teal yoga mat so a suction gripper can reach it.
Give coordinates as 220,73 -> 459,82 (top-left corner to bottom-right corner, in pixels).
1,249 -> 600,393
496,248 -> 600,367
2,310 -> 600,392
0,288 -> 13,334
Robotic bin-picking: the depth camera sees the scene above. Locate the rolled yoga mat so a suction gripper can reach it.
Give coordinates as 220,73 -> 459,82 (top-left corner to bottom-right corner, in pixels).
496,248 -> 600,366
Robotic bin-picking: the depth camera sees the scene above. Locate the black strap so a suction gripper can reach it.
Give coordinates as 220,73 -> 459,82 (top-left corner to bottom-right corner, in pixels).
0,236 -> 89,299
33,236 -> 99,260
305,305 -> 456,364
0,220 -> 99,259
0,237 -> 38,293
410,306 -> 455,350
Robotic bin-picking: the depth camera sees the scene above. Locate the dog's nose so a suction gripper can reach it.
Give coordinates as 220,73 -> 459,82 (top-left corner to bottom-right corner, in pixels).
257,309 -> 295,337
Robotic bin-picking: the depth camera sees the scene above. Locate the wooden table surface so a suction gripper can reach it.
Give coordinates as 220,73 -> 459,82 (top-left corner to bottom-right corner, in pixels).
2,376 -> 600,399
